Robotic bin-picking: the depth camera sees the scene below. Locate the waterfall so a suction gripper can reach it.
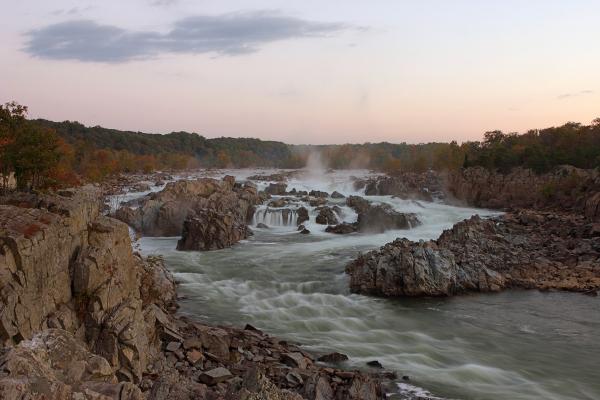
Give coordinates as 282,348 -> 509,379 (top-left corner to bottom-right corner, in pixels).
253,207 -> 299,227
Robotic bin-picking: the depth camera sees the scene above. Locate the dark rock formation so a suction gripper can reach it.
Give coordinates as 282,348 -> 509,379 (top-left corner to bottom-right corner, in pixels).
116,176 -> 261,237
325,223 -> 358,234
309,190 -> 329,198
363,171 -> 443,201
176,209 -> 249,251
265,182 -> 288,195
331,191 -> 346,199
346,196 -> 420,233
315,206 -> 340,225
346,211 -> 600,297
297,206 -> 309,225
446,166 -> 600,213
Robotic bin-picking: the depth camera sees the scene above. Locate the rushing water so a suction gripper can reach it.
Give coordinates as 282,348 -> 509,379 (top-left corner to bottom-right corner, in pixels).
133,168 -> 600,400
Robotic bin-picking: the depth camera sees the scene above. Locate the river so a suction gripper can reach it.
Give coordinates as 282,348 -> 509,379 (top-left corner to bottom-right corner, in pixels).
132,168 -> 600,400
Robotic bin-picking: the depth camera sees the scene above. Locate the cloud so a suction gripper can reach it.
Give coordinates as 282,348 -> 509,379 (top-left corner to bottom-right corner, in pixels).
24,11 -> 351,63
557,90 -> 594,100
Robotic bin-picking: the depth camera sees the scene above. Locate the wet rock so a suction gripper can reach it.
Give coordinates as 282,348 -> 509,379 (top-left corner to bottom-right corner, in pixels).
256,222 -> 270,229
318,352 -> 349,363
199,367 -> 233,385
346,196 -> 420,233
176,209 -> 249,251
347,211 -> 600,296
299,228 -> 311,234
265,183 -> 288,195
297,206 -> 309,225
366,360 -> 383,369
130,183 -> 151,192
309,190 -> 329,198
331,191 -> 346,199
325,223 -> 358,234
116,177 -> 260,237
315,206 -> 340,225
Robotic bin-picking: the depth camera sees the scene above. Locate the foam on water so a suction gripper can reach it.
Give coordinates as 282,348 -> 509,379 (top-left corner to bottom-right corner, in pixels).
136,168 -> 600,400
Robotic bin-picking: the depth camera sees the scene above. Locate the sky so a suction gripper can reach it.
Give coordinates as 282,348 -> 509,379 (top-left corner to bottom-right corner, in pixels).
1,0 -> 599,145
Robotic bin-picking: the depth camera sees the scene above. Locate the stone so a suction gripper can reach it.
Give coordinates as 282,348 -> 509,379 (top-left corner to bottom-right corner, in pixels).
296,207 -> 309,225
281,352 -> 309,369
346,196 -> 419,233
315,206 -> 339,225
198,367 -> 233,385
366,360 -> 383,369
265,183 -> 288,195
331,191 -> 345,199
166,341 -> 181,352
325,223 -> 357,234
256,222 -> 270,229
317,352 -> 349,363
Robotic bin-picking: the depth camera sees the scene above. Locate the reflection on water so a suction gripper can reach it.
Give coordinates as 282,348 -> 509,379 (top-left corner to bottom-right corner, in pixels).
136,169 -> 600,400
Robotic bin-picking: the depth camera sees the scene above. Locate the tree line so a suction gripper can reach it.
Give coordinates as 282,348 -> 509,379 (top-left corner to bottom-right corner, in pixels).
1,101 -> 599,191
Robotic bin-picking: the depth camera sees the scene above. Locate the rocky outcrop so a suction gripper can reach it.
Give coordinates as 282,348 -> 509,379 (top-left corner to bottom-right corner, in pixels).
346,196 -> 420,233
297,207 -> 309,226
315,206 -> 340,225
346,211 -> 600,296
176,209 -> 250,251
265,183 -> 288,195
446,166 -> 600,214
116,176 -> 261,237
361,171 -> 444,201
1,186 -> 388,399
0,329 -> 143,399
0,186 -> 176,386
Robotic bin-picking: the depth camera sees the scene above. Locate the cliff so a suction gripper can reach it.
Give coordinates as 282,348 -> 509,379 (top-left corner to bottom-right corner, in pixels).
0,187 -> 386,399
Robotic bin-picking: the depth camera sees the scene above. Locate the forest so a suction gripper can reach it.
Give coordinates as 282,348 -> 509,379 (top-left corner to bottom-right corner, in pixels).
1,101 -> 599,190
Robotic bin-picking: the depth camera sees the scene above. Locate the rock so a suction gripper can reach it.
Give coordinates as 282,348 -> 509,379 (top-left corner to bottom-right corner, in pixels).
446,166 -> 599,213
130,183 -> 151,192
198,367 -> 233,385
186,349 -> 204,364
317,352 -> 349,363
116,177 -> 260,237
299,228 -> 311,234
0,329 -> 143,400
265,183 -> 288,195
166,341 -> 181,352
297,207 -> 309,225
325,223 -> 357,234
256,223 -> 269,229
346,196 -> 420,233
347,211 -> 600,297
176,209 -> 249,251
281,352 -> 309,369
315,206 -> 340,225
309,190 -> 329,198
331,191 -> 345,199
361,172 -> 442,201
366,360 -> 383,369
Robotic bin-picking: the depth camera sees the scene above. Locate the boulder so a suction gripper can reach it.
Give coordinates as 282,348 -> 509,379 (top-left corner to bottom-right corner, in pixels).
198,367 -> 233,385
176,209 -> 249,251
346,196 -> 420,233
331,191 -> 345,199
309,190 -> 329,198
265,183 -> 288,195
325,223 -> 357,234
315,206 -> 339,225
297,207 -> 309,225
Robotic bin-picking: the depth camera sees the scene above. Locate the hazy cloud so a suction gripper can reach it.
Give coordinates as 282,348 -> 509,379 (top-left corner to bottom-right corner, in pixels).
25,11 -> 350,63
557,90 -> 594,100
149,0 -> 178,6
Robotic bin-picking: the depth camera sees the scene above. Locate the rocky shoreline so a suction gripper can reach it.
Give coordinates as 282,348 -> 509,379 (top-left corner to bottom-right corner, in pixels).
0,186 -> 389,399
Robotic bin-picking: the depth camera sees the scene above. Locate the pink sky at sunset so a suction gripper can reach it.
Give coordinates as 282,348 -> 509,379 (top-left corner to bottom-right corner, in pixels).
1,0 -> 598,144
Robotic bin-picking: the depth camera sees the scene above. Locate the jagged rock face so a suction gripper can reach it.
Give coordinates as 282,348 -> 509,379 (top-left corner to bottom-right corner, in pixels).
363,172 -> 443,201
0,329 -> 143,400
0,187 -> 176,383
315,206 -> 339,225
584,192 -> 600,221
346,212 -> 600,297
446,166 -> 600,214
176,209 -> 249,251
116,177 -> 261,237
346,196 -> 420,233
